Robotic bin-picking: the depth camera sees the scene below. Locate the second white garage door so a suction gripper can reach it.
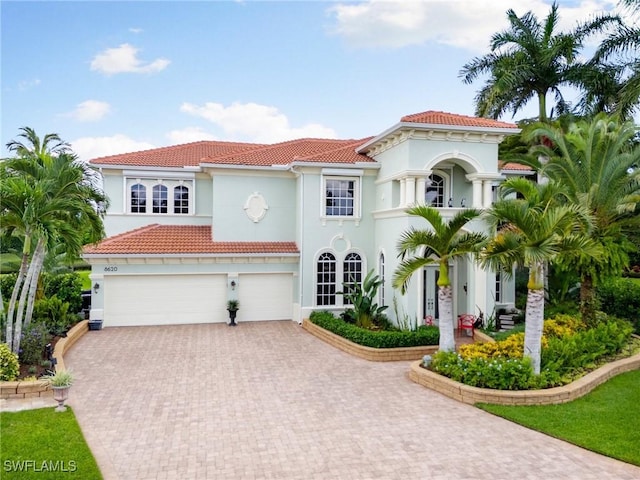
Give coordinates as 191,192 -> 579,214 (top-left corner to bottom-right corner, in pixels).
237,273 -> 293,321
104,274 -> 228,327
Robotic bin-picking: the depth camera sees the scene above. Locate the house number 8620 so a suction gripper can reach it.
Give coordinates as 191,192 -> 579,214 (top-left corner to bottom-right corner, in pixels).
104,266 -> 118,272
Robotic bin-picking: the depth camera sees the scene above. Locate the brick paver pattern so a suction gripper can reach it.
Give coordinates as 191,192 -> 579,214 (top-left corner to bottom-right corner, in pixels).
64,322 -> 640,480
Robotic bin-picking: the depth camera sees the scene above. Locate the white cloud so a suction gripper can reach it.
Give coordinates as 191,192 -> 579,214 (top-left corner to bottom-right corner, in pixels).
327,0 -> 619,52
180,102 -> 337,143
129,27 -> 143,34
18,78 -> 41,91
90,43 -> 170,75
70,134 -> 155,161
64,100 -> 111,122
167,127 -> 218,144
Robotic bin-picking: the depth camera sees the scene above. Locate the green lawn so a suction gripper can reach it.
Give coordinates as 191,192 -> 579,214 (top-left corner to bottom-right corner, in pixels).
77,270 -> 91,290
479,369 -> 640,466
0,407 -> 102,479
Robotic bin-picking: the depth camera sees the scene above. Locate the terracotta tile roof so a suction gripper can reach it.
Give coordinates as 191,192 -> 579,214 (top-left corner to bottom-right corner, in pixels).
90,141 -> 266,168
84,224 -> 299,255
401,111 -> 518,129
201,138 -> 374,166
498,161 -> 533,171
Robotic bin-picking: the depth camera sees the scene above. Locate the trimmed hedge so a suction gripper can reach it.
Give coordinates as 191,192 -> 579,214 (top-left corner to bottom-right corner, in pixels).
309,310 -> 439,348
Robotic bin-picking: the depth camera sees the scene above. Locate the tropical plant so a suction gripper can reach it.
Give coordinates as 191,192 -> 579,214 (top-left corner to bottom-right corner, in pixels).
393,206 -> 486,352
43,368 -> 74,387
0,343 -> 20,381
226,299 -> 239,312
459,3 -> 619,122
0,128 -> 108,355
340,269 -> 387,329
481,178 -> 599,374
525,114 -> 640,325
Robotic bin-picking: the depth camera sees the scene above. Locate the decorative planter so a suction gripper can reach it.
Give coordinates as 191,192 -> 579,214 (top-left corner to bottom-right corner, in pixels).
88,320 -> 103,331
228,310 -> 238,327
52,386 -> 70,412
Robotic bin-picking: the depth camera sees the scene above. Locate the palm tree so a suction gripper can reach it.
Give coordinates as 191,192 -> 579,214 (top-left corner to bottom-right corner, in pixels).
1,128 -> 108,354
586,0 -> 640,118
525,114 -> 640,325
481,178 -> 598,374
393,206 -> 486,352
459,3 -> 619,122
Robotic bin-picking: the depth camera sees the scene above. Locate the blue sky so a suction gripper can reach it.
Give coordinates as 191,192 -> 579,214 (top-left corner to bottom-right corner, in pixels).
1,0 -> 634,161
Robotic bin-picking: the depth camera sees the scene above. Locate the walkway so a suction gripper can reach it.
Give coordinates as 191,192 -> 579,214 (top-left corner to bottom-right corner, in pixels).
56,321 -> 639,479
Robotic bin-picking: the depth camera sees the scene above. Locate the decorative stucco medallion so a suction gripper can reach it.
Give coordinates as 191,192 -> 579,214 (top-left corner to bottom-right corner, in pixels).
244,192 -> 269,223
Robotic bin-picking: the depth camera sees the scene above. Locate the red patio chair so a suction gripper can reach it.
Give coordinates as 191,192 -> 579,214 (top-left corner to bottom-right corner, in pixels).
457,314 -> 475,337
424,315 -> 434,326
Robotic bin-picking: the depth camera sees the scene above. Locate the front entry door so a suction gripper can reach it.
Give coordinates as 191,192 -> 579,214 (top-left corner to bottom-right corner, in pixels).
423,267 -> 439,321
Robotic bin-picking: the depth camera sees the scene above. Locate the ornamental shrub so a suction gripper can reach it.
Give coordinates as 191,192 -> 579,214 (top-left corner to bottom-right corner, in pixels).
19,323 -> 51,366
43,272 -> 83,313
309,310 -> 439,348
597,278 -> 640,334
431,351 -> 534,390
0,343 -> 19,381
32,296 -> 79,336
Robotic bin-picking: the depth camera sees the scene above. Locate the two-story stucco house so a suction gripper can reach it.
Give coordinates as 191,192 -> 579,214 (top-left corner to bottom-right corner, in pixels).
84,110 -> 527,328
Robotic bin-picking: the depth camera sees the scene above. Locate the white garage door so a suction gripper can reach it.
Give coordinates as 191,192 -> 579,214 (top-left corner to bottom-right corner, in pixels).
237,273 -> 293,321
104,274 -> 227,327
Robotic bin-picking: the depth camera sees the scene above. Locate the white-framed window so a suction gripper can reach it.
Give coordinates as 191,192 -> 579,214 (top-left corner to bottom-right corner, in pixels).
315,250 -> 365,307
495,271 -> 502,303
126,178 -> 193,215
323,176 -> 360,218
425,173 -> 446,207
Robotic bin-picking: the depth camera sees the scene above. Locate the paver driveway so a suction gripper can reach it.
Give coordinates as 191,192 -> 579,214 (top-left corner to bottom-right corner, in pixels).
65,321 -> 640,480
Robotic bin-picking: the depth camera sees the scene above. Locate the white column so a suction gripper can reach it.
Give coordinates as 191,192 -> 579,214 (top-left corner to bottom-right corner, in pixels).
472,180 -> 482,208
482,180 -> 493,208
416,177 -> 426,205
473,263 -> 488,318
405,177 -> 416,205
400,178 -> 406,207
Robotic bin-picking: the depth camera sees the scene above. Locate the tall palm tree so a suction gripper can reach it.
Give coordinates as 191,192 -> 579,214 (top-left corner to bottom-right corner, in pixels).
393,207 -> 486,352
1,128 -> 108,354
459,3 -> 619,122
525,114 -> 640,325
481,178 -> 598,374
586,0 -> 640,118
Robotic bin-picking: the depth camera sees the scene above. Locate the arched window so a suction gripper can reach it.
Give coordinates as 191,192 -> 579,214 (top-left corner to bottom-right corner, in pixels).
378,252 -> 385,307
131,184 -> 146,213
152,185 -> 168,214
343,252 -> 362,305
174,185 -> 189,214
316,252 -> 336,306
425,174 -> 445,207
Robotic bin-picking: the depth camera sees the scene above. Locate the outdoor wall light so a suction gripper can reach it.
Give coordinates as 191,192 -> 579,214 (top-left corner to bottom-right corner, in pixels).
448,198 -> 453,207
93,282 -> 100,294
230,280 -> 236,290
463,282 -> 468,294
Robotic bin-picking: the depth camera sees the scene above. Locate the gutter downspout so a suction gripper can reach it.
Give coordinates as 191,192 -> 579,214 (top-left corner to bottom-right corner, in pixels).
290,165 -> 304,325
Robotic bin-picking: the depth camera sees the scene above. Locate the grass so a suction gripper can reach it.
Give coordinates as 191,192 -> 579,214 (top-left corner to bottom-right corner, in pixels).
77,270 -> 91,290
0,407 -> 102,479
479,369 -> 640,466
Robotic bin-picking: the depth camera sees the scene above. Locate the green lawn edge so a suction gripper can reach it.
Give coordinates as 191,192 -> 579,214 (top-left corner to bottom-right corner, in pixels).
0,407 -> 102,479
478,369 -> 640,466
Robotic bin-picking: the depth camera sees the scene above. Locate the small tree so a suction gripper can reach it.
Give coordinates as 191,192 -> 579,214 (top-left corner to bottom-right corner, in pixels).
341,270 -> 387,329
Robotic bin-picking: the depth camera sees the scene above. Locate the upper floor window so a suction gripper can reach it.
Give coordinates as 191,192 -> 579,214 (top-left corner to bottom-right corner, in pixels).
324,176 -> 359,217
425,174 -> 445,207
131,184 -> 146,213
127,178 -> 193,215
153,185 -> 168,214
174,186 -> 189,214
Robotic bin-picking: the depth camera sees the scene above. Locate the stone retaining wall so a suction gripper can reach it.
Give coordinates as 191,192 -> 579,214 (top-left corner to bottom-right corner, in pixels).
0,320 -> 89,400
302,319 -> 439,361
409,351 -> 640,405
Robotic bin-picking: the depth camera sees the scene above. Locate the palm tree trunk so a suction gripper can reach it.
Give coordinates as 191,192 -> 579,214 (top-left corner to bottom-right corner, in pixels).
524,261 -> 545,375
12,238 -> 43,355
579,274 -> 597,327
5,252 -> 28,351
438,285 -> 455,352
23,240 -> 46,330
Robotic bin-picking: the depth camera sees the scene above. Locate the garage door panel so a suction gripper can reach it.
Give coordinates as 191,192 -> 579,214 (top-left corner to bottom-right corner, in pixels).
238,274 -> 293,321
105,275 -> 227,327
